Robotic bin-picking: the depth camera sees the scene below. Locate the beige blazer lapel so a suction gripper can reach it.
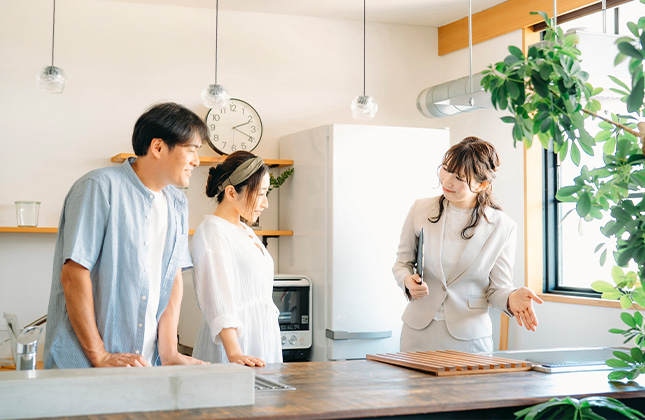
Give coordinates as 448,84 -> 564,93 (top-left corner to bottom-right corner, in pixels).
426,210 -> 447,286
445,208 -> 497,285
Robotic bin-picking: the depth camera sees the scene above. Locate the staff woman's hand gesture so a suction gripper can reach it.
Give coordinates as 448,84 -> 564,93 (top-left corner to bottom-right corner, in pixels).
508,287 -> 544,331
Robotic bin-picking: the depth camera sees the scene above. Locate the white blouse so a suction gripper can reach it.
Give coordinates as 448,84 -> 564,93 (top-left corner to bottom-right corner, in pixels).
434,203 -> 471,321
191,215 -> 282,364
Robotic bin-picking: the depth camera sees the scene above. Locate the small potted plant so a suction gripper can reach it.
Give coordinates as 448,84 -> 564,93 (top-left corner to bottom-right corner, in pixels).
269,168 -> 295,196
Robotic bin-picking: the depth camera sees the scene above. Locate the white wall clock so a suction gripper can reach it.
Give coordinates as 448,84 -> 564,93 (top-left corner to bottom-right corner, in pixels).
205,98 -> 263,155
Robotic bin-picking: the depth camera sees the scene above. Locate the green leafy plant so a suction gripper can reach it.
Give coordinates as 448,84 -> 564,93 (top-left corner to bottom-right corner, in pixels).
481,4 -> 645,386
514,396 -> 645,419
268,168 -> 294,195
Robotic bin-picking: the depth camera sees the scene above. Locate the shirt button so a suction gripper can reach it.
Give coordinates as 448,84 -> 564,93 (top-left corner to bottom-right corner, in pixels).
138,323 -> 143,328
442,286 -> 447,291
144,268 -> 148,273
142,295 -> 147,300
149,195 -> 153,199
144,241 -> 149,246
135,350 -> 140,354
146,215 -> 150,219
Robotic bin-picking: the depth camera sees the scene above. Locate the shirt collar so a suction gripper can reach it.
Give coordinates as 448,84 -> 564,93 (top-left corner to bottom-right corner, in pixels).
124,156 -> 157,197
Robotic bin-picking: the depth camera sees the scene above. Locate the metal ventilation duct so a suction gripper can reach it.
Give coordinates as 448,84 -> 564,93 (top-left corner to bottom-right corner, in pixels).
416,72 -> 493,118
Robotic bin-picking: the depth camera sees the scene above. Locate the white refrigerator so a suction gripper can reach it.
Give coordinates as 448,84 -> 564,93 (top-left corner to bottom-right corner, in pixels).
278,124 -> 449,361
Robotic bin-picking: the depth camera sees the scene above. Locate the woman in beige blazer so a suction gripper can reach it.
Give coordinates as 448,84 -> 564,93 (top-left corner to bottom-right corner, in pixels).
393,137 -> 542,353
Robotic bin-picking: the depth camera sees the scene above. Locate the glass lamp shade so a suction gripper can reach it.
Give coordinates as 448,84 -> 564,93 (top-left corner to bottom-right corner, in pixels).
351,95 -> 378,119
37,66 -> 66,94
202,83 -> 230,108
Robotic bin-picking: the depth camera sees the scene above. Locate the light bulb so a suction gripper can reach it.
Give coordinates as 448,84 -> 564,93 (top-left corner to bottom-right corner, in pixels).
202,84 -> 230,108
37,66 -> 66,94
351,95 -> 378,119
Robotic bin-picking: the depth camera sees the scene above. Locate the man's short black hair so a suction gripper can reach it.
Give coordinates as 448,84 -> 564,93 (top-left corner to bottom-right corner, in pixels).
132,102 -> 209,156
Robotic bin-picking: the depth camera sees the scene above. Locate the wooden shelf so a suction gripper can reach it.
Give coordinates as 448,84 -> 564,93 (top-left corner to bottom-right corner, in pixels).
111,153 -> 293,168
0,227 -> 58,233
0,358 -> 44,370
189,229 -> 292,237
0,227 -> 293,237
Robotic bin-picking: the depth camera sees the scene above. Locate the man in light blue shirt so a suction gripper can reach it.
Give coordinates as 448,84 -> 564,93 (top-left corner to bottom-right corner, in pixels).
44,102 -> 208,368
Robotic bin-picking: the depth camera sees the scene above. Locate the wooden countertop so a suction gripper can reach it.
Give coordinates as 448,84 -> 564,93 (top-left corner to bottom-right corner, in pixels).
57,359 -> 645,420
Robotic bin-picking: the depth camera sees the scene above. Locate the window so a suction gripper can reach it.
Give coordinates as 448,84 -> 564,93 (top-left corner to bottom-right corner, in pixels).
544,1 -> 642,296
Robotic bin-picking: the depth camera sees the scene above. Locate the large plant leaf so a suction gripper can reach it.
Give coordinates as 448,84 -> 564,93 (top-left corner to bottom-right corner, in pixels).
571,142 -> 581,166
618,42 -> 644,59
603,291 -> 623,300
585,396 -> 645,419
608,370 -> 631,380
591,280 -> 616,293
576,192 -> 592,217
627,76 -> 644,113
621,295 -> 634,309
609,74 -> 631,90
622,312 -> 637,328
607,358 -> 631,368
508,45 -> 525,59
531,73 -> 550,98
612,266 -> 626,283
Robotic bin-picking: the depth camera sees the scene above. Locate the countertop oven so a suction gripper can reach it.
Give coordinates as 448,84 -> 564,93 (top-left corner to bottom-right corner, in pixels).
273,275 -> 312,362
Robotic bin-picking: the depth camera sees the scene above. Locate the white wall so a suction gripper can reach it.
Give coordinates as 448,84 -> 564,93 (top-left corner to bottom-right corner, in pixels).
0,0 -> 627,359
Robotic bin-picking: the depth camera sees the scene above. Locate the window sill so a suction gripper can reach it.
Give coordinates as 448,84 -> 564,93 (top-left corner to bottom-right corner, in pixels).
538,293 -> 634,309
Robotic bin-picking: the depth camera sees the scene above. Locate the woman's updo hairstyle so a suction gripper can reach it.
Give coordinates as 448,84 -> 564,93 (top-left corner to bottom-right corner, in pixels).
206,151 -> 268,215
430,136 -> 502,239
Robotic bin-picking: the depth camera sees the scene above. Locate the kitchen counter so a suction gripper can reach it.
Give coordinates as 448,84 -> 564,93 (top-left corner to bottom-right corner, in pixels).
44,359 -> 645,420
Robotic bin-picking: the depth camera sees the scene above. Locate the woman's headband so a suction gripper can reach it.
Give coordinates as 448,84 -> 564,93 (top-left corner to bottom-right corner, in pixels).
216,156 -> 265,195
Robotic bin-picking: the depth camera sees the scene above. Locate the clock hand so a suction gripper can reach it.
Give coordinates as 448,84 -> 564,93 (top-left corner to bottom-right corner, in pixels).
233,127 -> 252,139
232,121 -> 251,130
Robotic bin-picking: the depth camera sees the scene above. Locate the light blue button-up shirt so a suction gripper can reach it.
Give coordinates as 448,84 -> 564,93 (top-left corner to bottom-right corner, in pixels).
44,158 -> 192,368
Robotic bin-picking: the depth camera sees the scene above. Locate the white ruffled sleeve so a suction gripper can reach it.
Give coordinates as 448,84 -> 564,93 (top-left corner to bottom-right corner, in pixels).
191,220 -> 244,345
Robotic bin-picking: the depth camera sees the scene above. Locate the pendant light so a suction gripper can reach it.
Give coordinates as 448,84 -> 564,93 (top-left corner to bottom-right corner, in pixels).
351,0 -> 378,119
202,0 -> 230,108
37,0 -> 66,94
467,0 -> 474,106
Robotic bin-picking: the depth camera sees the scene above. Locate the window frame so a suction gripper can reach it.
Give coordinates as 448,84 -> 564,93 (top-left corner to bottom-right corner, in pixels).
542,148 -> 603,298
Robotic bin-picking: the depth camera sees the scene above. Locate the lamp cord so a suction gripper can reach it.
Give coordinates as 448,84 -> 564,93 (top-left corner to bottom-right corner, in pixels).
602,0 -> 607,34
362,0 -> 366,96
468,0 -> 472,96
215,0 -> 219,84
51,0 -> 56,67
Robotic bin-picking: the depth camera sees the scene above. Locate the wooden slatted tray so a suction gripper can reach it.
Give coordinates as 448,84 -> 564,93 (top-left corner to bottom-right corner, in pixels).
366,350 -> 532,376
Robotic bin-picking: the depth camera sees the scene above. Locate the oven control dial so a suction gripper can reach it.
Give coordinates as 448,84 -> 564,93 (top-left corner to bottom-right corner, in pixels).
281,335 -> 287,345
289,335 -> 297,345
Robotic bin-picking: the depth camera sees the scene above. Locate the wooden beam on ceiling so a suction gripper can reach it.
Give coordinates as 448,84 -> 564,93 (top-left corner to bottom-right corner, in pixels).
532,0 -> 632,31
438,0 -> 597,56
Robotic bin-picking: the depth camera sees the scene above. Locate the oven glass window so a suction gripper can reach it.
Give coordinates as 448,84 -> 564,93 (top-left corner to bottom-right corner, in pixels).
272,287 -> 309,331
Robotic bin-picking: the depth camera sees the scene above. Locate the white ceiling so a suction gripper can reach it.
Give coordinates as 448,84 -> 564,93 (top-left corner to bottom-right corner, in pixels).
114,0 -> 508,27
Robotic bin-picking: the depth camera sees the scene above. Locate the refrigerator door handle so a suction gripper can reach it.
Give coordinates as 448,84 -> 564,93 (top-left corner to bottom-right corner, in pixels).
325,329 -> 392,341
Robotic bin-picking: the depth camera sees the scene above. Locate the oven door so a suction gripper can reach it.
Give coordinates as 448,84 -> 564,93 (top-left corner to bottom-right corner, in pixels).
272,277 -> 312,355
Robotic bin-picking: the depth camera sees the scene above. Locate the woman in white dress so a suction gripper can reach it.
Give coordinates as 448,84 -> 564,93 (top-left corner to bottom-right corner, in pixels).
191,151 -> 282,366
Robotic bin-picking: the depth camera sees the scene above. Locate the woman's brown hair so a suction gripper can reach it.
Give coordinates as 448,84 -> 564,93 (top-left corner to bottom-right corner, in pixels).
206,151 -> 268,221
430,136 -> 501,239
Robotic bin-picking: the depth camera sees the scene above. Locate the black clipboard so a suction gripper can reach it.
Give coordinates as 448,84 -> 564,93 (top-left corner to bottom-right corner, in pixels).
416,227 -> 424,283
